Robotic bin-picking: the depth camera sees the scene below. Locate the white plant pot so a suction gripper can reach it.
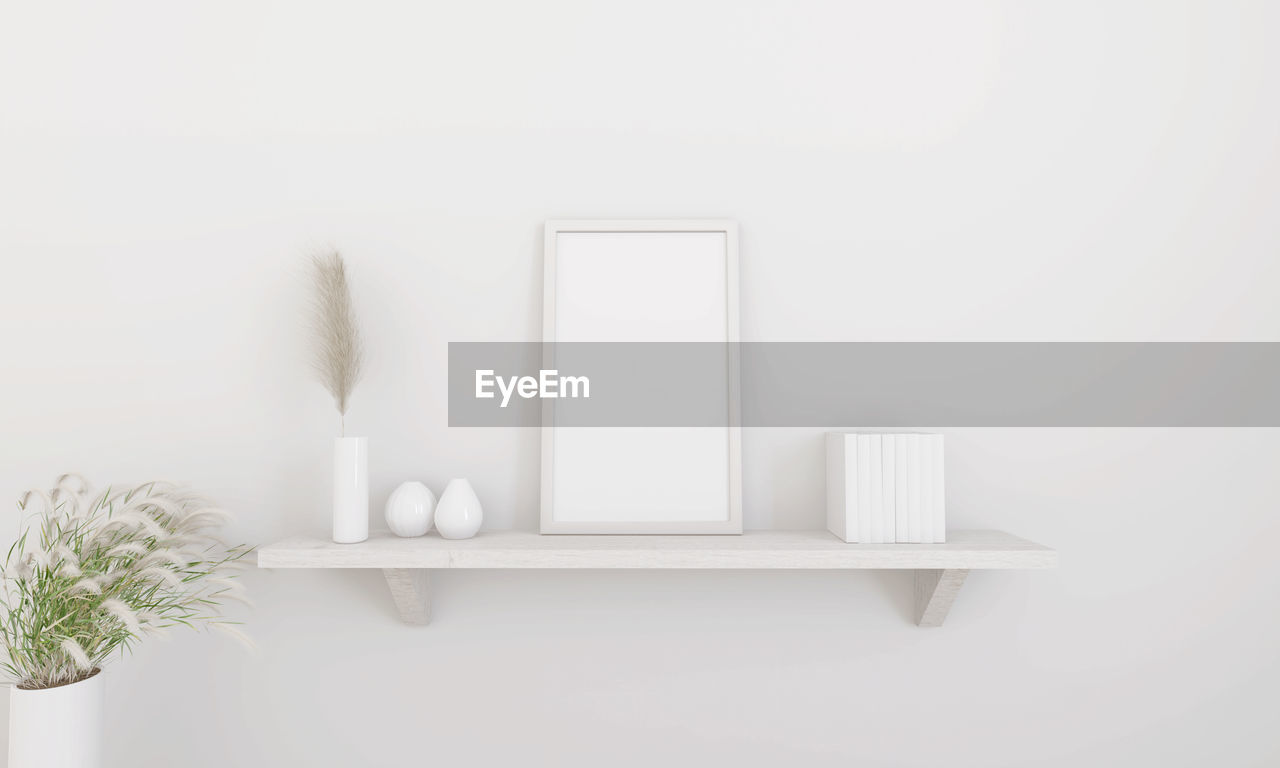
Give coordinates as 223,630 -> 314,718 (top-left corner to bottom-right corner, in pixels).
434,479 -> 483,540
9,670 -> 104,768
333,437 -> 369,544
385,481 -> 437,537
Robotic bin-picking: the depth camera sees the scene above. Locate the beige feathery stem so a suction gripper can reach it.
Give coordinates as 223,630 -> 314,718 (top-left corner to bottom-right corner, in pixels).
309,250 -> 365,436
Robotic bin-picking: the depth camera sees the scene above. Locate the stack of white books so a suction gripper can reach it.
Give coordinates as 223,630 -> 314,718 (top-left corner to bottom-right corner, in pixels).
825,432 -> 945,543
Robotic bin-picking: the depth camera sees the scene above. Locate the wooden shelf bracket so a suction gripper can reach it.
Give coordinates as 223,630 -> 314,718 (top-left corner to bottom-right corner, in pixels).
913,568 -> 969,627
382,569 -> 431,626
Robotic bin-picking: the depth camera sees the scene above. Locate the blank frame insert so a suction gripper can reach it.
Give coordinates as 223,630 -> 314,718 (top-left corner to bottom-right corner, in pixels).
541,221 -> 742,534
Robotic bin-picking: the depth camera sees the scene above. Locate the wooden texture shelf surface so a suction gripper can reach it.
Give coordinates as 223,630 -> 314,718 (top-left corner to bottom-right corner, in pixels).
258,529 -> 1055,628
258,529 -> 1056,570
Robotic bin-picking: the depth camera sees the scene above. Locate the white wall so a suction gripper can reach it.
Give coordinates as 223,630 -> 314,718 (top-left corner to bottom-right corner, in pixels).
2,1 -> 1279,765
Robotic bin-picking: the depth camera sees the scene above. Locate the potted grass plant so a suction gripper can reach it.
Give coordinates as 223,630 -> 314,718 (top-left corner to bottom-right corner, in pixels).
2,475 -> 251,768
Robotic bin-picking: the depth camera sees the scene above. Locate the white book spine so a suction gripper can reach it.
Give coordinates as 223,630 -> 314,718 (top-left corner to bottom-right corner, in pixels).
825,433 -> 848,541
894,434 -> 909,543
920,434 -> 934,544
932,435 -> 946,543
867,435 -> 883,543
856,435 -> 872,544
829,432 -> 934,545
882,435 -> 897,544
906,435 -> 922,543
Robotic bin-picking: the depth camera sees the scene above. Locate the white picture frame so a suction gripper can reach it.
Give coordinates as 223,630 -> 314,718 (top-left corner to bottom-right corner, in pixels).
540,220 -> 742,534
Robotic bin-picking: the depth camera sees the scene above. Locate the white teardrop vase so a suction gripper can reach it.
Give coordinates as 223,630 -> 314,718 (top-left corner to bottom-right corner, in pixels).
434,479 -> 483,540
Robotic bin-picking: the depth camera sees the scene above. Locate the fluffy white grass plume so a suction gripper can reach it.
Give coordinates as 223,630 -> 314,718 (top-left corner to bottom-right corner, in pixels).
210,621 -> 255,651
107,541 -> 149,559
138,548 -> 191,569
60,638 -> 92,671
2,476 -> 253,689
97,510 -> 167,538
309,250 -> 364,435
70,578 -> 102,595
100,599 -> 141,634
137,567 -> 185,589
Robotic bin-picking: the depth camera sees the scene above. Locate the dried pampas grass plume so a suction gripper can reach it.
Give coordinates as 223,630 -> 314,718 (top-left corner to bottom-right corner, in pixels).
310,250 -> 365,434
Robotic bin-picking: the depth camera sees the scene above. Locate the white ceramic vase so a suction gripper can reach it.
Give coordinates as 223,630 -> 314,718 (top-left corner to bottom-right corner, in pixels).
385,481 -> 436,537
333,437 -> 369,544
9,670 -> 104,768
434,479 -> 482,539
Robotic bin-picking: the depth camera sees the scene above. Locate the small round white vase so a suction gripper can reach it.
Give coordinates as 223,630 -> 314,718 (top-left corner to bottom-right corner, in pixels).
434,479 -> 482,540
385,481 -> 436,537
9,669 -> 104,768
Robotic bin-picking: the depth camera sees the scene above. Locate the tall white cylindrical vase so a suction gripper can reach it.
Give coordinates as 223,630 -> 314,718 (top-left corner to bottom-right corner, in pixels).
9,670 -> 104,768
333,437 -> 368,543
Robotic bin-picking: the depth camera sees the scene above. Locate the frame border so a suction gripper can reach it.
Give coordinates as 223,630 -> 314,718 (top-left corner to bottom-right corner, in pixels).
540,219 -> 742,534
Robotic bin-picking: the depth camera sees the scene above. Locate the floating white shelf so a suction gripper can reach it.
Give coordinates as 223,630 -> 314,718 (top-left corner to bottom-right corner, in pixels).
257,529 -> 1056,627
